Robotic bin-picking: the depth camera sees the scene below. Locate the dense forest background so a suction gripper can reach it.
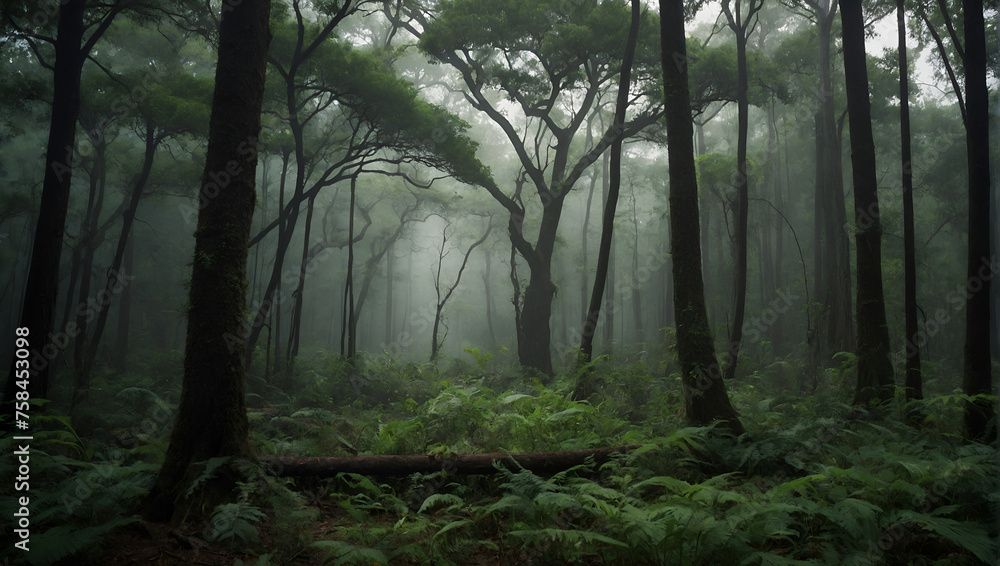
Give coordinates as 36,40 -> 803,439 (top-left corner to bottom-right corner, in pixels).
0,0 -> 997,564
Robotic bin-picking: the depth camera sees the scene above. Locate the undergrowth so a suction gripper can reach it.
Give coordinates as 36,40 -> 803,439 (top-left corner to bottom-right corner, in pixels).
1,351 -> 996,565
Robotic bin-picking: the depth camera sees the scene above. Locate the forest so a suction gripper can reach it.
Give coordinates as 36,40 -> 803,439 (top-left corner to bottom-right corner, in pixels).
0,0 -> 997,563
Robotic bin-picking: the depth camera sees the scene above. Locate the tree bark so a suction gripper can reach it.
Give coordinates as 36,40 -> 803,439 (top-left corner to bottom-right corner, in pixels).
144,0 -> 271,523
264,445 -> 639,477
840,0 -> 894,406
4,0 -> 87,407
961,0 -> 994,442
661,0 -> 744,434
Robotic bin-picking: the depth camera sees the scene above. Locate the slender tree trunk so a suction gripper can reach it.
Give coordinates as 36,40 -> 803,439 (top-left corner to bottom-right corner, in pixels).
721,0 -> 761,381
2,0 -> 87,408
431,223 -> 492,362
661,0 -> 744,434
819,5 -> 854,361
384,242 -> 394,345
483,250 -> 498,348
600,152 -> 615,356
113,229 -> 133,374
77,120 -> 159,403
75,142 -> 105,372
144,0 -> 271,522
344,176 -> 357,360
813,112 -> 826,361
631,183 -> 644,346
581,169 -> 597,330
772,107 -> 785,354
898,0 -> 921,401
961,0 -> 994,442
840,0 -> 894,406
576,0 -> 640,386
287,194 -> 317,372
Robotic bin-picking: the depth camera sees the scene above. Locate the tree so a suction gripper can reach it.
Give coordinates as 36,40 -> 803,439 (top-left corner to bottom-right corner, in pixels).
575,0 -> 642,398
782,0 -> 854,365
243,9 -> 494,364
660,0 -> 744,434
839,0 -> 893,406
430,219 -> 492,361
396,0 -> 663,376
961,0 -> 994,442
1,0 -> 121,406
898,0 -> 921,401
144,0 -> 271,522
720,0 -> 765,381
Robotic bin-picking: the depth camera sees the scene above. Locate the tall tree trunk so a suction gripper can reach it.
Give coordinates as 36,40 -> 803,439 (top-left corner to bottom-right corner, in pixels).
813,111 -> 826,362
721,0 -> 762,381
631,182 -> 644,346
144,0 -> 271,522
287,194 -> 317,372
517,204 -> 560,377
431,223 -> 492,362
74,138 -> 106,372
771,106 -> 785,354
819,3 -> 854,361
78,119 -> 160,403
898,0 -> 921,401
576,0 -> 640,387
581,170 -> 598,331
4,0 -> 87,407
840,0 -> 894,406
113,229 -> 133,374
661,0 -> 744,434
961,0 -> 994,442
384,241 -> 394,345
343,176 -> 357,360
483,250 -> 498,348
600,152 -> 615,356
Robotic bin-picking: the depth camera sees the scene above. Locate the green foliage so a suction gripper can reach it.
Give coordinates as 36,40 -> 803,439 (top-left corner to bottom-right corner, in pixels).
7,353 -> 996,564
27,516 -> 139,566
209,501 -> 267,546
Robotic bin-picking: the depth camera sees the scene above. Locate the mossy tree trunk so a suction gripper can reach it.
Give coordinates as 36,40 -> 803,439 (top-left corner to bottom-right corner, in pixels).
144,0 -> 271,522
660,0 -> 744,435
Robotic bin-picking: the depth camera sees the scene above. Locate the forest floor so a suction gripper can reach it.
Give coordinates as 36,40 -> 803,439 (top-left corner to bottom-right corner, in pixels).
11,351 -> 999,565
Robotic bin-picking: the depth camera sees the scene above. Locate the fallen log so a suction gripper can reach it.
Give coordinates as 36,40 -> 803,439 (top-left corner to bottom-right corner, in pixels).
262,445 -> 639,477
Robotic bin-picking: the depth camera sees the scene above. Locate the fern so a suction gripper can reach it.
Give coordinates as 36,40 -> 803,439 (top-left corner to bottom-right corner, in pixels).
885,509 -> 998,564
210,501 -> 266,546
27,515 -> 138,565
185,456 -> 233,498
313,540 -> 389,566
